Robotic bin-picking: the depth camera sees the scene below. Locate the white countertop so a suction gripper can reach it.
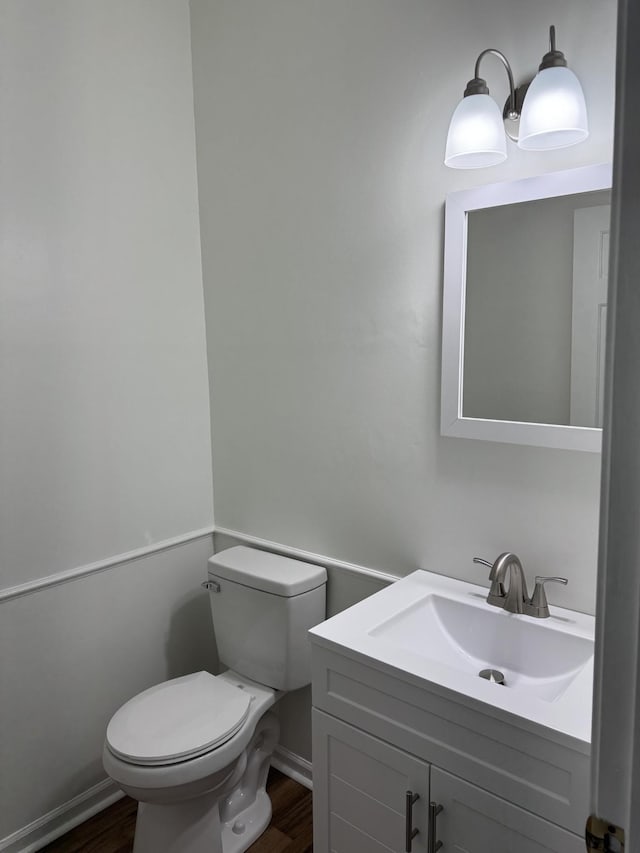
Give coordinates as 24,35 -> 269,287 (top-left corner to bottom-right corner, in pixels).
310,569 -> 595,748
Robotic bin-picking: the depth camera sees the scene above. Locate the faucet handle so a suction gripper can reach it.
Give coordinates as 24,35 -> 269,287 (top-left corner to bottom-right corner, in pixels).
535,576 -> 568,587
526,576 -> 568,618
473,556 -> 505,604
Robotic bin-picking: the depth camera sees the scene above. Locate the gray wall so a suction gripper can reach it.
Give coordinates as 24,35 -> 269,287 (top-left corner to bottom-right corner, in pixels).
191,0 -> 615,619
0,1 -> 215,844
0,1 -> 214,591
191,0 -> 616,765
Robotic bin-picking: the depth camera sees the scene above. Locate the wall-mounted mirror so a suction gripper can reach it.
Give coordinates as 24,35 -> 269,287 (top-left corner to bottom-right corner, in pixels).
441,163 -> 612,452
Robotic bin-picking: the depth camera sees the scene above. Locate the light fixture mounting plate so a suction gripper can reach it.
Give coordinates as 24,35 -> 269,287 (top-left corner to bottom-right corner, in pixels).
502,82 -> 530,142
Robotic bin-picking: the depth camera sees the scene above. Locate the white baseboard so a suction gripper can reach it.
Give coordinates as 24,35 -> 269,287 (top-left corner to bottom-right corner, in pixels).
0,779 -> 124,853
271,745 -> 313,791
0,749 -> 311,852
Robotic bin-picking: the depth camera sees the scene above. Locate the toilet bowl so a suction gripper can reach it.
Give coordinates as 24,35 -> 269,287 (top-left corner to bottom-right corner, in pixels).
102,547 -> 326,853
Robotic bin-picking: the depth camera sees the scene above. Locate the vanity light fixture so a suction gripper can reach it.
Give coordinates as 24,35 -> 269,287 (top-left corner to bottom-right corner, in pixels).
444,26 -> 588,169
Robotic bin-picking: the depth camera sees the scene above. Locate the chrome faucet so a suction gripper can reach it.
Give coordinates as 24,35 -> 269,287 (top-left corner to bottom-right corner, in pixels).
473,553 -> 568,618
475,552 -> 528,613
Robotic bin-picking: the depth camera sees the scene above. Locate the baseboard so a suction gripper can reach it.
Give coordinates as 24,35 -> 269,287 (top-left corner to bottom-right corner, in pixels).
0,749 -> 311,852
271,745 -> 313,791
0,779 -> 124,853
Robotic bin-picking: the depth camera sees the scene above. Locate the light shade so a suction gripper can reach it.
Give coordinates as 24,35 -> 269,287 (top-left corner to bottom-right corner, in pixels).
444,94 -> 507,169
518,66 -> 588,150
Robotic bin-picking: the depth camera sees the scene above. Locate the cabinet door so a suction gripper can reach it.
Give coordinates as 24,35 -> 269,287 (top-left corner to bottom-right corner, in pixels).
312,709 -> 429,853
430,767 -> 584,853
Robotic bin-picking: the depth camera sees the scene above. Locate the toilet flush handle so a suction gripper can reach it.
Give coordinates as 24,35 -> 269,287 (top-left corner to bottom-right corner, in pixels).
201,580 -> 221,592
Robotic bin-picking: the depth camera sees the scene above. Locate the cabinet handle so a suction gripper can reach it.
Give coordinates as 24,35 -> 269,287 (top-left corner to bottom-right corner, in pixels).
428,801 -> 443,853
405,790 -> 419,852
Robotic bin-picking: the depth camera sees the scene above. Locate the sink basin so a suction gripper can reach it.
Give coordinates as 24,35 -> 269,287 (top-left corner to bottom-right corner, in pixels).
310,569 -> 595,743
369,592 -> 593,702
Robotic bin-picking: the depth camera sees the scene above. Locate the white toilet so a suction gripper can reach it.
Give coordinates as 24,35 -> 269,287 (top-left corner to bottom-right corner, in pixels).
102,546 -> 327,853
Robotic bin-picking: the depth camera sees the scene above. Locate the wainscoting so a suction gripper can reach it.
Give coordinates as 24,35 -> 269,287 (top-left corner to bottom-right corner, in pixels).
0,532 -> 217,851
1,526 -> 388,851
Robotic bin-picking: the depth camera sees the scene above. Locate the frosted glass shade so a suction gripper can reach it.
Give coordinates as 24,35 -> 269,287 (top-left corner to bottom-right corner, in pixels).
518,66 -> 588,150
444,94 -> 507,169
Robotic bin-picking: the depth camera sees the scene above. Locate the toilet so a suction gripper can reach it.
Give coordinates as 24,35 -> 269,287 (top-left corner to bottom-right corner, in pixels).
102,546 -> 327,853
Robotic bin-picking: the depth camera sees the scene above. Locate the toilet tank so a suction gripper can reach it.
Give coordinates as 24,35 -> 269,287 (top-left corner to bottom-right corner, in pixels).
207,547 -> 327,691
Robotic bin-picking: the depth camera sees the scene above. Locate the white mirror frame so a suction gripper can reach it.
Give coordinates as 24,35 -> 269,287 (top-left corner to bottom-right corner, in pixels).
441,162 -> 612,453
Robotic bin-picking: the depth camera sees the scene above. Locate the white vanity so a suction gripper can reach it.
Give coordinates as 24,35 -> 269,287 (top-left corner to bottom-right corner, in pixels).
310,570 -> 594,852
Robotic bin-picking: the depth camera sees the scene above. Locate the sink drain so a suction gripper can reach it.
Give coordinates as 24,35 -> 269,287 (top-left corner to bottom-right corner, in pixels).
479,668 -> 505,685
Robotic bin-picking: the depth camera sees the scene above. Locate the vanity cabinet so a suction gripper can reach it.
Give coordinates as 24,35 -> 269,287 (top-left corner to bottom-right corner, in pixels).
311,644 -> 588,853
313,711 -> 583,853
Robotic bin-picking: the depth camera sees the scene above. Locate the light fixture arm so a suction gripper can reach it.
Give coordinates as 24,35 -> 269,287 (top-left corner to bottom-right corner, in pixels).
538,25 -> 568,70
464,49 -> 518,119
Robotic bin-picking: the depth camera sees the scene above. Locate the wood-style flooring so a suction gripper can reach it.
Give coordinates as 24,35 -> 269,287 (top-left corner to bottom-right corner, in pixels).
42,769 -> 313,853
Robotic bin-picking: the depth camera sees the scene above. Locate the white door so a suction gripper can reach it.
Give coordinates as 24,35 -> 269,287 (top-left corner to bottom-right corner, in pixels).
590,0 -> 640,847
570,204 -> 610,428
430,767 -> 583,853
312,710 -> 429,853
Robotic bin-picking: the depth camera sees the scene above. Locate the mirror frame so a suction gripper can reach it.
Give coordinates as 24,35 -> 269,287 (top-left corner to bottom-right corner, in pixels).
441,162 -> 612,453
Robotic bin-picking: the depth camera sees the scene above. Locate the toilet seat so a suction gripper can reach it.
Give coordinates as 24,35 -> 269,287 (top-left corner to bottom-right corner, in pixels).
106,671 -> 252,766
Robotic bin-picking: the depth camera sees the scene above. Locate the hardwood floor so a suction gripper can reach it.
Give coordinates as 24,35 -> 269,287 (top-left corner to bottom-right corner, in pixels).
42,769 -> 313,853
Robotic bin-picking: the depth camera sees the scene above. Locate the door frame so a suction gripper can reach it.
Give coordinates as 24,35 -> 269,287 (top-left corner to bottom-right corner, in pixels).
590,0 -> 640,842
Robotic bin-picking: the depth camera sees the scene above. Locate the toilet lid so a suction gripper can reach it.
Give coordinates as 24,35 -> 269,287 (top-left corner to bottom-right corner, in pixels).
106,672 -> 252,766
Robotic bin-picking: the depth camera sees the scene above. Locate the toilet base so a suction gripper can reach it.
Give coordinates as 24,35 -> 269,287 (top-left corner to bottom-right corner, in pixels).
132,786 -> 272,853
133,792 -> 222,853
220,788 -> 272,853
